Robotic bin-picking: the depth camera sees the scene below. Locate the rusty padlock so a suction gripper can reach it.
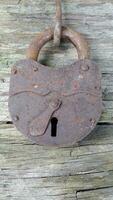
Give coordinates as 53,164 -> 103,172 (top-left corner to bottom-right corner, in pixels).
8,27 -> 102,147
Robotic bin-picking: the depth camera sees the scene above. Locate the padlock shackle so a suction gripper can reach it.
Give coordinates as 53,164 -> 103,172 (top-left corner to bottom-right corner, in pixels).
26,27 -> 89,61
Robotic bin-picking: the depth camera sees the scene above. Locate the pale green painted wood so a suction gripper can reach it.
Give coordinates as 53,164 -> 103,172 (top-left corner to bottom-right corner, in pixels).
0,0 -> 113,199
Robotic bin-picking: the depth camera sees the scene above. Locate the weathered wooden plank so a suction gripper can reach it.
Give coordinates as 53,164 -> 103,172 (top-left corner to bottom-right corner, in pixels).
1,118 -> 113,196
0,124 -> 113,175
0,173 -> 113,199
0,124 -> 113,199
77,187 -> 113,200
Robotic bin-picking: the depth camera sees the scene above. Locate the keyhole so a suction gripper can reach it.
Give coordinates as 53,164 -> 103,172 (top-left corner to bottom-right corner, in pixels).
51,117 -> 58,137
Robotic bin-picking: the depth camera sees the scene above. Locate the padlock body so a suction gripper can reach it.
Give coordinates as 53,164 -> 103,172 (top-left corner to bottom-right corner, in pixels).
9,59 -> 102,147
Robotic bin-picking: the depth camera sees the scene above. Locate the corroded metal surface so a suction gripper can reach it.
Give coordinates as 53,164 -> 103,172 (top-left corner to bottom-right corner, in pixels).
8,27 -> 102,147
54,0 -> 62,46
26,27 -> 89,61
9,58 -> 102,146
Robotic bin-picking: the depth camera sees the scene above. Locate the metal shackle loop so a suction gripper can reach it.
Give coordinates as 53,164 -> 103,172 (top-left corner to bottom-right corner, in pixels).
26,27 -> 89,61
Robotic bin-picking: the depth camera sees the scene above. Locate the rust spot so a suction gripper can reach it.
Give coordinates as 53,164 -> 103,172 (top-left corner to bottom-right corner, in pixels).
33,84 -> 39,89
12,67 -> 18,75
81,64 -> 89,71
33,66 -> 38,72
13,115 -> 19,122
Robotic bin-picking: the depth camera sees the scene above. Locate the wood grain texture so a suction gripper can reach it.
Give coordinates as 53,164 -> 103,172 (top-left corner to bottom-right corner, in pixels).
0,0 -> 113,199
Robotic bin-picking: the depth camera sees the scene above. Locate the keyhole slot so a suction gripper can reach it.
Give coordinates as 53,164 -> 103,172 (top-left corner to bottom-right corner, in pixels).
51,117 -> 58,137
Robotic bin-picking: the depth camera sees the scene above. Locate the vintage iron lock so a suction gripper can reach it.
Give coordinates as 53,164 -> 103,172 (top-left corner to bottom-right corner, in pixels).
8,0 -> 102,147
